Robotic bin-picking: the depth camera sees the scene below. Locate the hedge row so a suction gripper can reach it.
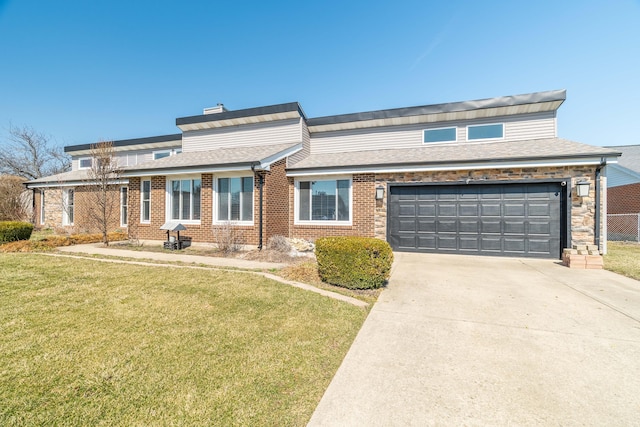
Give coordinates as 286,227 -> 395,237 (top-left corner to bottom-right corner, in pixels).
0,221 -> 34,243
0,231 -> 128,253
315,236 -> 393,290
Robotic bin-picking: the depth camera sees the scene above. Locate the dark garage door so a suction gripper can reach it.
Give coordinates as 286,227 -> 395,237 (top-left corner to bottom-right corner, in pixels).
388,183 -> 562,258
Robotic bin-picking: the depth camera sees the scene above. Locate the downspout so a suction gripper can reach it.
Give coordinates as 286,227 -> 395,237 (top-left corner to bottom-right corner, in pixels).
594,158 -> 605,251
251,163 -> 264,251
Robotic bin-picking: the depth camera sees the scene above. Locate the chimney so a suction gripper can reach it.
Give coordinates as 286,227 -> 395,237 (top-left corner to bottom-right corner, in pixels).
203,103 -> 228,115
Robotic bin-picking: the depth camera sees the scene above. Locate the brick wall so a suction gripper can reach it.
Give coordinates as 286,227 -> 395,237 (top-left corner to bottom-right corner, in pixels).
608,183 -> 640,214
374,166 -> 600,247
73,185 -> 123,234
35,188 -> 63,229
288,173 -> 376,241
264,159 -> 289,242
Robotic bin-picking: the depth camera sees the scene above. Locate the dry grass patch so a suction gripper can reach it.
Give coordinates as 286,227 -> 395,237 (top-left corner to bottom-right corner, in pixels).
605,242 -> 640,281
0,254 -> 368,426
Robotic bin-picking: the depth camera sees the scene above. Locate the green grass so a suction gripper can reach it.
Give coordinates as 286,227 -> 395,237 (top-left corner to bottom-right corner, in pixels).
0,254 -> 368,426
604,242 -> 640,281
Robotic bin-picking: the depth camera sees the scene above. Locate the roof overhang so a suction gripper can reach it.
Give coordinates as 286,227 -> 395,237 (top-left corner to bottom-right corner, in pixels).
65,134 -> 182,156
287,155 -> 619,177
26,179 -> 129,189
176,103 -> 305,132
308,90 -> 566,133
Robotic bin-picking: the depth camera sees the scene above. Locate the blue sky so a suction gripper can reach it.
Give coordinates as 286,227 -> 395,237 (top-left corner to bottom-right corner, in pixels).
0,0 -> 638,148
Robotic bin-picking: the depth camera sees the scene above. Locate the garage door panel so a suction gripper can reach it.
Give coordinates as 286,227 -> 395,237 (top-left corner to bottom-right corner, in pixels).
459,204 -> 479,216
438,220 -> 457,233
528,203 -> 551,217
396,219 -> 416,232
481,204 -> 501,216
417,219 -> 436,233
504,203 -> 525,217
416,235 -> 436,250
417,204 -> 436,217
459,237 -> 480,250
388,183 -> 562,258
398,204 -> 416,217
438,204 -> 457,216
459,220 -> 480,233
504,221 -> 525,234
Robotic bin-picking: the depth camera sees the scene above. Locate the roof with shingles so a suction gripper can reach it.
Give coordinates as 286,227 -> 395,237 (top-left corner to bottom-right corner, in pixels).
287,138 -> 621,171
607,145 -> 640,174
123,142 -> 301,174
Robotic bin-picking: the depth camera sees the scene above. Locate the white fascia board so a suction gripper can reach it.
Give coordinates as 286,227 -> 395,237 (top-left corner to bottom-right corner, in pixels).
26,179 -> 129,189
286,156 -> 618,177
67,141 -> 181,156
259,143 -> 303,170
124,165 -> 253,178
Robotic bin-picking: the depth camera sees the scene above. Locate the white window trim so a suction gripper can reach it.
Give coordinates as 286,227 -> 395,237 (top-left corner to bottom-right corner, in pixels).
423,126 -> 457,144
140,179 -> 151,224
120,186 -> 128,227
78,157 -> 92,170
294,175 -> 353,226
466,122 -> 504,141
165,175 -> 202,224
153,150 -> 172,160
40,189 -> 45,224
62,188 -> 74,226
213,174 -> 254,226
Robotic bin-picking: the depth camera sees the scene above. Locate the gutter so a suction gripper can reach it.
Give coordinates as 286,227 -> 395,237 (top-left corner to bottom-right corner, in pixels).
251,162 -> 264,251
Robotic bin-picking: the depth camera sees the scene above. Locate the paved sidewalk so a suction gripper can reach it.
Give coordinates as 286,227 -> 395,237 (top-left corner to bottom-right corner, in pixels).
57,243 -> 286,270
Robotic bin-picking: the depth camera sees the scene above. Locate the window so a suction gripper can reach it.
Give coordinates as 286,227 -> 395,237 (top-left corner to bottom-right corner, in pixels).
423,127 -> 457,143
120,187 -> 128,226
40,190 -> 45,224
63,189 -> 74,225
153,150 -> 171,160
79,157 -> 92,169
169,178 -> 201,221
467,123 -> 504,140
217,177 -> 253,222
141,180 -> 151,223
297,179 -> 351,223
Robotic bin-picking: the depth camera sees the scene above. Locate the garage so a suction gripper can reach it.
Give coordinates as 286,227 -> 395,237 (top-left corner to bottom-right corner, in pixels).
387,182 -> 567,258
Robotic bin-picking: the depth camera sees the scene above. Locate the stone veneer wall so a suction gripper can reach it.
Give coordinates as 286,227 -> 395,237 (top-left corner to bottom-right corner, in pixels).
374,166 -> 600,247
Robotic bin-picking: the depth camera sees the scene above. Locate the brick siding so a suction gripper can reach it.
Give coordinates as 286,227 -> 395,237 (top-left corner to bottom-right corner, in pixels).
608,183 -> 640,214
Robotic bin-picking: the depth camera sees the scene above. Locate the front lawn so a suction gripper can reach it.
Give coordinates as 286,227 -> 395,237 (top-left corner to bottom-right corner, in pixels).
604,242 -> 640,281
0,254 -> 368,426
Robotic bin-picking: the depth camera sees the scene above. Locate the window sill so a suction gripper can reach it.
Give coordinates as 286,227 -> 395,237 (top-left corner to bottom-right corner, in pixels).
294,221 -> 353,227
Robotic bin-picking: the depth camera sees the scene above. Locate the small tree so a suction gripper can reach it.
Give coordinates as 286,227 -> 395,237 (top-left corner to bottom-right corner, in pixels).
0,124 -> 70,180
0,175 -> 29,221
85,141 -> 122,245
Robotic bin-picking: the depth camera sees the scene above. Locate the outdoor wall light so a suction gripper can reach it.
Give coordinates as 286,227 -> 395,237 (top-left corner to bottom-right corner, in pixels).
375,186 -> 385,200
575,180 -> 591,197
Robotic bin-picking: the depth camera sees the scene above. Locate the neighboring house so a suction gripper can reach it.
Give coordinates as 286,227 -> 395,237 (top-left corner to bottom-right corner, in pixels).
26,90 -> 620,259
606,145 -> 640,214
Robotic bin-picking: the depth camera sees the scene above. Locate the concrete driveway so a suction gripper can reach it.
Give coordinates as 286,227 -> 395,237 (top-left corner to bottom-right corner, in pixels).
308,252 -> 640,426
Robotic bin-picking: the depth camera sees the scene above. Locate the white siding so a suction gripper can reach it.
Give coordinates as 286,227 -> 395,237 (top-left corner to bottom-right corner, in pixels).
182,118 -> 301,153
310,112 -> 557,154
607,165 -> 640,187
288,119 -> 310,166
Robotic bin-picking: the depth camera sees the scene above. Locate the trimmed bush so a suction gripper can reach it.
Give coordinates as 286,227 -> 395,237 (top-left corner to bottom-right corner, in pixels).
0,221 -> 34,243
315,236 -> 393,290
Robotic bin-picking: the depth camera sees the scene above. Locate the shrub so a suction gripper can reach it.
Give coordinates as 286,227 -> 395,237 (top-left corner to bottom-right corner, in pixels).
315,236 -> 393,290
0,221 -> 34,243
213,222 -> 245,253
0,231 -> 127,253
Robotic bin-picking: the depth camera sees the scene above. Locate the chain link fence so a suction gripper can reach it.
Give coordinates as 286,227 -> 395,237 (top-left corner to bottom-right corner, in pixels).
607,213 -> 640,242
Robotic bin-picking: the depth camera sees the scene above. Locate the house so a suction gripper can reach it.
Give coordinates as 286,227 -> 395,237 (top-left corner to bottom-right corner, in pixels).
26,90 -> 621,259
606,145 -> 640,214
605,144 -> 640,241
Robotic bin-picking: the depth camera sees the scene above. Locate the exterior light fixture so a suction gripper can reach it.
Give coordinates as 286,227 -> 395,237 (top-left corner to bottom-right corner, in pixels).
575,180 -> 590,197
375,186 -> 385,200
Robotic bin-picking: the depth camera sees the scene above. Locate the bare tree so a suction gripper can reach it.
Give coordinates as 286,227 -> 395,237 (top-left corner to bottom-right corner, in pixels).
85,141 -> 122,245
0,124 -> 70,180
0,175 -> 30,221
